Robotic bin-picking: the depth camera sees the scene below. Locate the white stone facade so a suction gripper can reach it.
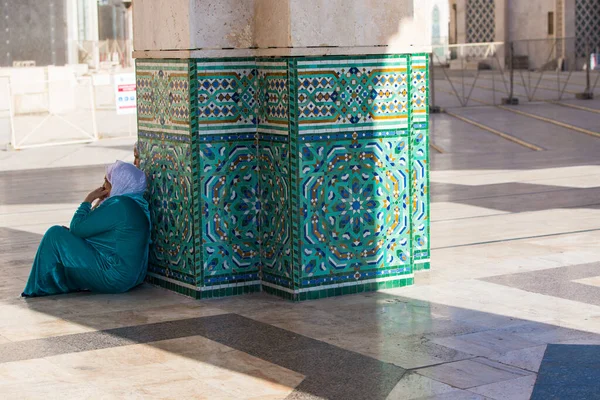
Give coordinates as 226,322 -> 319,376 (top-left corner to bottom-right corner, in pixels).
132,0 -> 449,57
448,0 -> 599,69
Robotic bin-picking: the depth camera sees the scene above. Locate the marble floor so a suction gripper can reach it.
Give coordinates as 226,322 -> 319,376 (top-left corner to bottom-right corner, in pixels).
2,103 -> 600,399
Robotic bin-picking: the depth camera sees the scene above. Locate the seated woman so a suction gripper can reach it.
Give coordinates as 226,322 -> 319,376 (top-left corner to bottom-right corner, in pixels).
22,161 -> 151,297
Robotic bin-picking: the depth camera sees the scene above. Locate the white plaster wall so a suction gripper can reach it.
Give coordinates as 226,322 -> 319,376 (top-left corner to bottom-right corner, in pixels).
133,0 -> 430,55
254,0 -> 291,48
449,0 -> 457,43
190,0 -> 255,49
507,0 -> 556,69
65,0 -> 79,65
563,0 -> 576,67
134,0 -> 255,50
456,0 -> 466,44
508,0 -> 555,41
289,0 -> 417,48
134,0 -> 255,51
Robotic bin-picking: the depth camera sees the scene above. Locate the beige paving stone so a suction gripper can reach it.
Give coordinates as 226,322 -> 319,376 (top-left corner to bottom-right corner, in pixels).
0,302 -> 227,342
431,331 -> 543,358
486,345 -> 547,373
386,372 -> 457,400
468,375 -> 537,400
417,358 -> 532,390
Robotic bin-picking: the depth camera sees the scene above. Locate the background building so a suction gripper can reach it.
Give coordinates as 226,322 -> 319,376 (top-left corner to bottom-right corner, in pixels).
0,0 -> 133,69
448,0 -> 600,69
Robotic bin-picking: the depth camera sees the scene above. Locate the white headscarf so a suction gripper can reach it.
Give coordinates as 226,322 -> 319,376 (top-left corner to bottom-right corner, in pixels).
106,160 -> 147,198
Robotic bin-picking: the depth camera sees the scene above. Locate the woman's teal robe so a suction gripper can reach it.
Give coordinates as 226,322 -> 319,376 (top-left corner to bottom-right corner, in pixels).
23,195 -> 150,297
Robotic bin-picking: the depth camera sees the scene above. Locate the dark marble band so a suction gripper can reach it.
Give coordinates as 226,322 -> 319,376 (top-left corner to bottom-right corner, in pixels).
0,313 -> 405,400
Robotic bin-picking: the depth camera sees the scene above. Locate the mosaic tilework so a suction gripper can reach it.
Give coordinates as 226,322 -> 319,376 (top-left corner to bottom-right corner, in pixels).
296,56 -> 409,134
410,55 -> 431,271
196,59 -> 264,291
137,61 -> 191,135
136,60 -> 198,287
290,55 -> 413,296
196,59 -> 259,137
298,135 -> 411,279
258,60 -> 289,136
138,54 -> 430,300
257,60 -> 293,289
199,141 -> 261,285
259,139 -> 292,288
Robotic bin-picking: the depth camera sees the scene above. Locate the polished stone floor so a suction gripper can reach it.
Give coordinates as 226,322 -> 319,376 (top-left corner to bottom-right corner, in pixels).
2,102 -> 600,399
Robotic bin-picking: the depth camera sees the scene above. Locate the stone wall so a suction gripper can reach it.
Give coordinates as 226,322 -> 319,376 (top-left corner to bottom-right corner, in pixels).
132,0 -> 432,55
0,0 -> 68,67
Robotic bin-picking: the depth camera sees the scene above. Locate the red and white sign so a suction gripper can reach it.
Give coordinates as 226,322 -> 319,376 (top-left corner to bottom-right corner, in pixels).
114,73 -> 137,115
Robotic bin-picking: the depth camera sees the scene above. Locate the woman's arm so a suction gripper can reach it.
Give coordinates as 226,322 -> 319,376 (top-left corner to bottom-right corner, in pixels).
70,199 -> 122,238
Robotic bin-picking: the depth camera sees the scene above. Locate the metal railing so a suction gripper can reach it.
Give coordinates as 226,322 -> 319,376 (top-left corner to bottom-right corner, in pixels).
431,37 -> 600,109
430,42 -> 508,107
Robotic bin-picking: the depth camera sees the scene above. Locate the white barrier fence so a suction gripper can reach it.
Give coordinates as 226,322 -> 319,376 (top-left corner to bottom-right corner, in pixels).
0,67 -> 137,150
431,39 -> 600,109
6,77 -> 98,150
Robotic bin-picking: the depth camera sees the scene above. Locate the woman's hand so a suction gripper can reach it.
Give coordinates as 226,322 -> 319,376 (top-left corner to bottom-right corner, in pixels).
84,187 -> 109,204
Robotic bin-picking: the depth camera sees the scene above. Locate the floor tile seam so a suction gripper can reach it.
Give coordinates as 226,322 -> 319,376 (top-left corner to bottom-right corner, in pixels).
0,313 -> 405,379
0,206 -> 81,217
432,174 -> 600,190
476,353 -> 544,374
431,227 -> 600,250
482,266 -> 600,283
406,356 -> 480,374
431,200 -> 600,225
462,388 -> 504,400
401,370 -> 475,395
7,301 -> 201,322
433,184 -> 600,204
425,339 -> 511,360
431,149 -> 533,157
480,280 -> 600,307
431,211 -> 528,224
418,358 -> 534,390
430,160 -> 600,175
465,281 -> 600,318
0,309 -> 233,345
0,313 -> 221,348
430,160 -> 600,179
40,347 -> 199,386
422,325 -> 528,344
480,266 -> 600,293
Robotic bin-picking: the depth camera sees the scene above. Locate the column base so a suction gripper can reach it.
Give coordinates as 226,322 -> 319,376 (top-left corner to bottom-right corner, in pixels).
146,274 -> 262,300
414,261 -> 431,272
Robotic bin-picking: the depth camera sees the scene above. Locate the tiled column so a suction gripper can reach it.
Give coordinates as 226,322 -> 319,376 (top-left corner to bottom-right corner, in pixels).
136,60 -> 203,296
410,55 -> 431,271
291,55 -> 415,300
133,0 -> 431,300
